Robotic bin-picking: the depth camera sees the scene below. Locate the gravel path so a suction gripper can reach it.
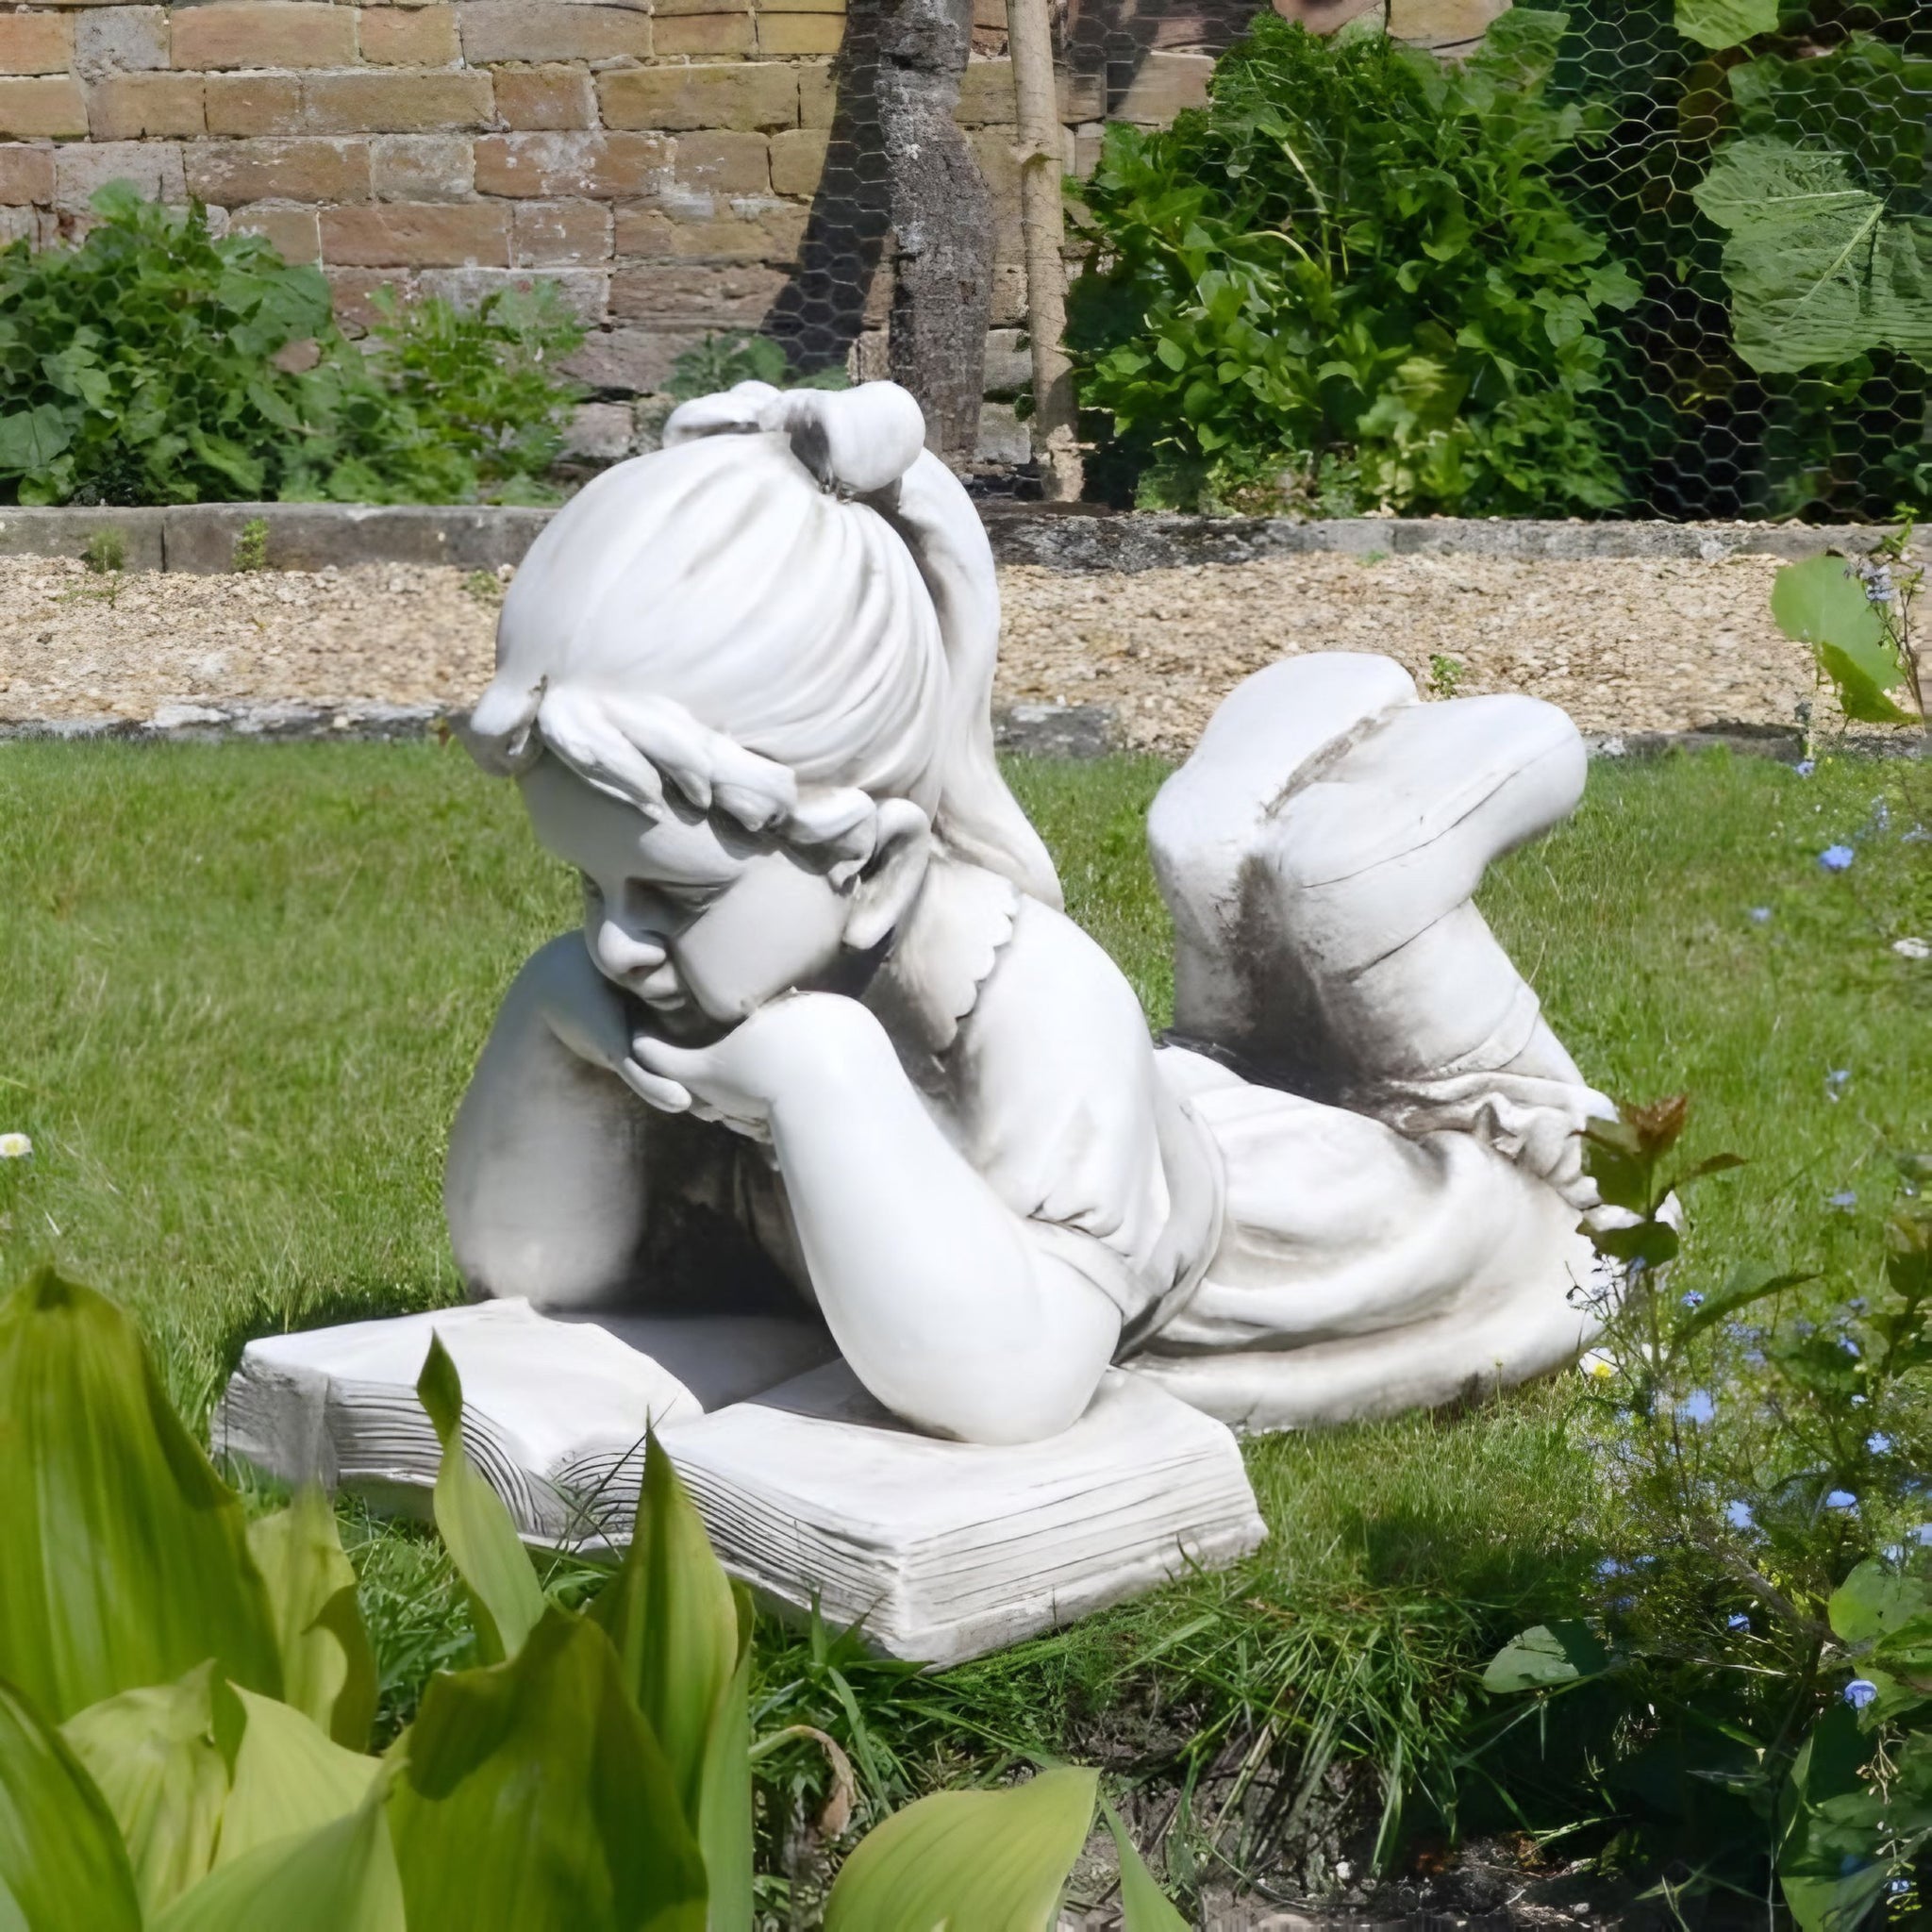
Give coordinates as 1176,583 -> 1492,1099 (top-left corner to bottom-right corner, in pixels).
0,549 -> 1819,754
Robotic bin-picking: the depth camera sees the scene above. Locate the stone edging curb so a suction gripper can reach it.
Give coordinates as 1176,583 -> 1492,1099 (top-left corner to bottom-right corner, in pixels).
0,502 -> 1897,575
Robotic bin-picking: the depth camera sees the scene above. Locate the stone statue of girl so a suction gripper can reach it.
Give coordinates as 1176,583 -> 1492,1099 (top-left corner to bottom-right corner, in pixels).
448,381 -> 1610,1446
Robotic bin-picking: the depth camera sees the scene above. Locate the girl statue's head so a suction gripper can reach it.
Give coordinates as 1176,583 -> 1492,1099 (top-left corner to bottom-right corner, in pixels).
465,379 -> 1060,1033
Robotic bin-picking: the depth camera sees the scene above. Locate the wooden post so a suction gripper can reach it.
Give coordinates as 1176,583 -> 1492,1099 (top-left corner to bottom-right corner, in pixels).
1008,0 -> 1083,500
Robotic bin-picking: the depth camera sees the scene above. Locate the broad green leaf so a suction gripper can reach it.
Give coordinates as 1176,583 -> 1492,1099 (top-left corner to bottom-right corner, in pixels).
1817,644 -> 1917,725
248,1486 -> 377,1749
215,1688 -> 379,1869
0,404 -> 74,475
824,1765 -> 1100,1932
591,1434 -> 740,1820
61,1661 -> 238,1916
0,1268 -> 282,1723
691,1591 -> 756,1932
1676,0 -> 1775,49
1779,1704 -> 1889,1932
153,1780 -> 404,1932
1828,1560 -> 1931,1647
0,1678 -> 143,1932
1771,556 -> 1908,724
388,1607 -> 708,1932
1693,138 -> 1932,374
1481,1623 -> 1608,1694
1102,1799 -> 1189,1930
418,1334 -> 545,1663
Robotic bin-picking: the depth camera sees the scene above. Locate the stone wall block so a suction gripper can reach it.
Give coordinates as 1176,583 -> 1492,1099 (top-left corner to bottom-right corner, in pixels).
321,198 -> 511,266
562,323 -> 709,391
765,125 -> 824,197
475,130 -> 673,199
598,61 -> 796,133
491,62 -> 594,130
0,143 -> 56,203
755,13 -> 841,56
304,69 -> 493,134
955,58 -> 1014,126
229,202 -> 323,261
1111,51 -> 1212,125
654,12 -> 755,57
371,132 -> 475,199
325,263 -> 415,330
562,398 -> 636,459
613,198 -> 803,263
796,60 -> 834,126
205,74 -> 302,138
184,135 -> 372,205
73,8 -> 170,80
359,6 -> 461,65
511,195 -> 612,264
672,128 -> 767,195
608,258 -> 787,321
416,262 -> 608,321
0,75 -> 88,139
88,73 -> 206,140
54,136 -> 183,207
1387,0 -> 1509,42
172,3 -> 358,72
458,2 -> 653,64
0,13 -> 76,76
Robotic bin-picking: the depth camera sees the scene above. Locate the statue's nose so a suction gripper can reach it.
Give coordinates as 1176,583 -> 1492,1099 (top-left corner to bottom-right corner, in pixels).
593,918 -> 667,979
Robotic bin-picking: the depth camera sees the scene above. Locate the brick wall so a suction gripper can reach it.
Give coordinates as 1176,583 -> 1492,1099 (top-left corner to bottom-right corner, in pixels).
0,0 -> 1507,467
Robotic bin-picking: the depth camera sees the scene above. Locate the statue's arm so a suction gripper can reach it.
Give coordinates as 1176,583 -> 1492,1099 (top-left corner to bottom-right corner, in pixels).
444,935 -> 653,1309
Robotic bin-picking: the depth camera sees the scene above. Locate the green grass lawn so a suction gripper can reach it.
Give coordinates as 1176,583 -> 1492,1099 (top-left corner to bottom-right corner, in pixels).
2,740 -> 1926,1898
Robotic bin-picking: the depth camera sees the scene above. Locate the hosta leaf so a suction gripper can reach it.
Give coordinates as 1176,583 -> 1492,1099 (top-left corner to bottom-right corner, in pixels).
153,1780 -> 404,1932
824,1765 -> 1100,1932
1676,0 -> 1775,50
0,1678 -> 143,1931
248,1486 -> 377,1749
0,1268 -> 282,1723
1102,1799 -> 1188,1929
591,1434 -> 740,1818
1693,138 -> 1932,374
215,1687 -> 380,1869
1481,1623 -> 1609,1694
388,1607 -> 708,1932
418,1334 -> 545,1662
60,1661 -> 238,1916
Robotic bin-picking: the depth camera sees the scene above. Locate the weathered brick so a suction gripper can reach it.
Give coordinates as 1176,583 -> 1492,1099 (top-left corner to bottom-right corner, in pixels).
599,62 -> 795,133
230,202 -> 322,261
655,12 -> 754,56
372,132 -> 473,200
989,258 -> 1024,325
562,399 -> 635,460
321,199 -> 509,266
0,205 -> 40,243
1388,0 -> 1507,42
0,143 -> 55,204
955,58 -> 1013,126
184,137 -> 372,205
490,62 -> 593,131
766,125 -> 824,196
972,0 -> 1007,28
475,130 -> 670,199
173,3 -> 358,72
304,70 -> 492,134
614,200 -> 804,263
73,8 -> 168,80
54,137 -> 183,207
610,260 -> 786,323
204,74 -> 302,138
512,196 -> 610,265
0,14 -> 74,76
88,72 -> 206,139
755,13 -> 841,55
358,5 -> 459,64
673,130 -> 766,195
1111,50 -> 1211,125
797,60 -> 835,128
754,0 -> 845,12
562,325 -> 708,392
420,262 -> 607,323
966,125 -> 1021,252
325,264 -> 415,332
1060,70 -> 1104,122
458,2 -> 651,64
0,76 -> 85,139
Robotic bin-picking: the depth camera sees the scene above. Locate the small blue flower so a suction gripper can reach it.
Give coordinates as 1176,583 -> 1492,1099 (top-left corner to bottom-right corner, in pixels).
1609,1594 -> 1636,1614
1844,1677 -> 1878,1710
1829,1190 -> 1858,1210
1890,1878 -> 1912,1897
1868,1432 -> 1893,1456
1726,1612 -> 1751,1633
1679,1390 -> 1717,1425
1824,1489 -> 1858,1511
1681,1291 -> 1705,1308
1749,906 -> 1772,924
1840,1335 -> 1861,1357
1596,1557 -> 1626,1577
1796,759 -> 1816,777
1726,1500 -> 1757,1531
1820,844 -> 1856,871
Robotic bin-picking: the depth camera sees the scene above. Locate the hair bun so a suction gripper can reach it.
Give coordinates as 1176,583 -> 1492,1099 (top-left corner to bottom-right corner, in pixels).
758,382 -> 927,497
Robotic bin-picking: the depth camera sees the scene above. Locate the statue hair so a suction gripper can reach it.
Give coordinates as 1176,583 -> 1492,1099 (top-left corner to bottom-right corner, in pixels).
465,380 -> 1062,910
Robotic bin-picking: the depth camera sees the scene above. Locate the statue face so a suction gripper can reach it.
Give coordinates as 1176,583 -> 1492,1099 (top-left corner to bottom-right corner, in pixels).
519,758 -> 861,1036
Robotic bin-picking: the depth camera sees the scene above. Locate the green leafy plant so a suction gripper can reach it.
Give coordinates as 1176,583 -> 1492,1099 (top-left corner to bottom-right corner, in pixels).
1772,530 -> 1924,728
0,185 -> 586,510
665,334 -> 850,405
0,1269 -> 1184,1926
230,519 -> 268,574
1478,1102 -> 1932,1926
1064,9 -> 1639,516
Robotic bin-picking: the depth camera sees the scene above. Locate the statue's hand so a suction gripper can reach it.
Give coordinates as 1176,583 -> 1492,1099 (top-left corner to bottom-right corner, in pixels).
623,991 -> 886,1144
522,933 -> 638,1073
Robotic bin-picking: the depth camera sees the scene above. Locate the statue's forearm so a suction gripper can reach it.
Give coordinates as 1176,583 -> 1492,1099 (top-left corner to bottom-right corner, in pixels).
766,1019 -> 1119,1442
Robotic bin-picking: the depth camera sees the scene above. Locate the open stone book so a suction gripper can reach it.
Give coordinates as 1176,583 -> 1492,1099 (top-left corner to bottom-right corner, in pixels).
213,1301 -> 1268,1665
